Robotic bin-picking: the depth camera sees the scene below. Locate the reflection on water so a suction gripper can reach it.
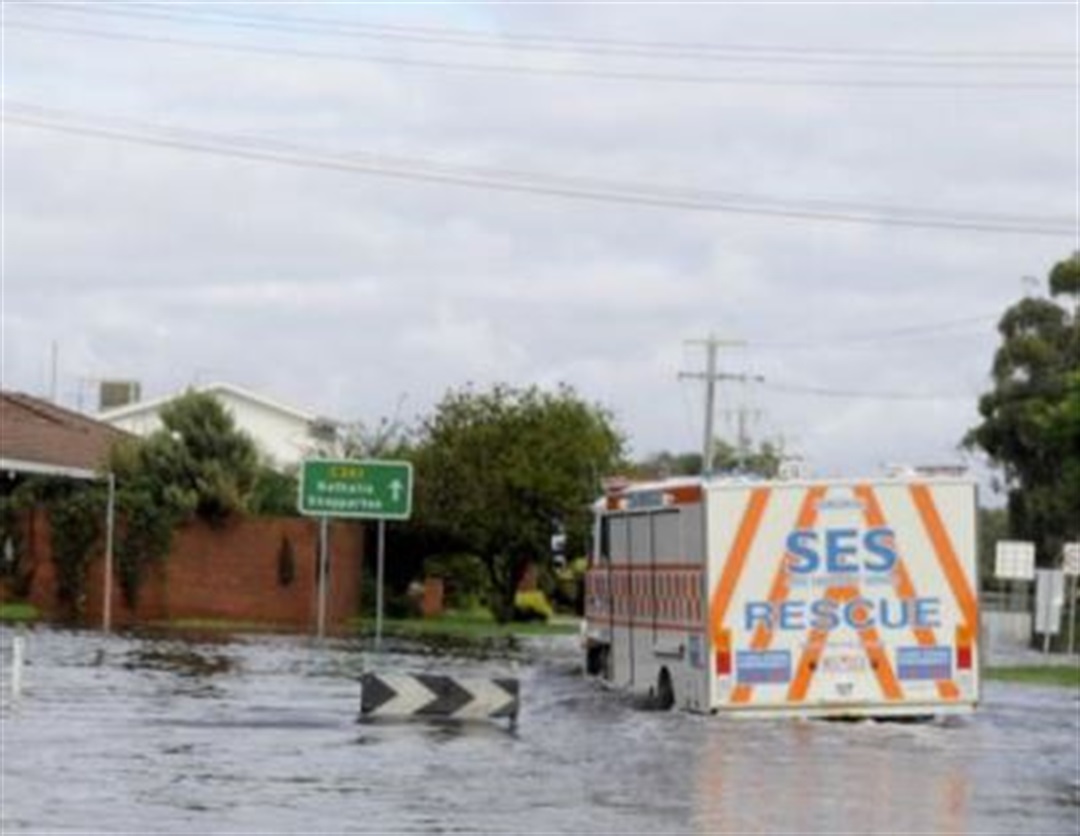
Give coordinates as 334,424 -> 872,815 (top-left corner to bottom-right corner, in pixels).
124,645 -> 235,677
1,626 -> 1077,835
691,717 -> 974,834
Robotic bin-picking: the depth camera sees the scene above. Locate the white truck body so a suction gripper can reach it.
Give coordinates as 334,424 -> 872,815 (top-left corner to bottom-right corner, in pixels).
583,476 -> 980,718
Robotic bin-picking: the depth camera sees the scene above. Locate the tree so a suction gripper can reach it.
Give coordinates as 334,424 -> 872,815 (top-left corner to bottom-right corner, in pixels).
634,450 -> 703,478
635,439 -> 784,480
976,506 -> 1009,583
966,253 -> 1080,565
333,410 -> 410,459
150,390 -> 260,523
248,466 -> 300,516
106,391 -> 261,606
412,384 -> 624,621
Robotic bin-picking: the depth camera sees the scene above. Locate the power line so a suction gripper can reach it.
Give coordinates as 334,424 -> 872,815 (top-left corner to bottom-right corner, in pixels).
299,14 -> 1074,61
761,381 -> 973,401
251,140 -> 1071,229
5,18 -> 1075,92
32,2 -> 1077,62
749,314 -> 1002,350
4,102 -> 1073,237
32,3 -> 1076,71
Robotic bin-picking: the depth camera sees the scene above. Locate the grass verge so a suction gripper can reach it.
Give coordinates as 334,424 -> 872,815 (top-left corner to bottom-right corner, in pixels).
144,618 -> 295,634
351,611 -> 580,641
0,602 -> 39,623
985,665 -> 1080,687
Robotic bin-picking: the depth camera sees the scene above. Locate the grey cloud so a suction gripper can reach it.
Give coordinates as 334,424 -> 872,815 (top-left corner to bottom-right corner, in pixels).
3,2 -> 1074,479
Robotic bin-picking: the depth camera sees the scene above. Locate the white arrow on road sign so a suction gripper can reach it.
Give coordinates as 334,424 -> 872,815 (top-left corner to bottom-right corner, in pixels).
372,673 -> 437,716
452,677 -> 518,720
389,480 -> 403,503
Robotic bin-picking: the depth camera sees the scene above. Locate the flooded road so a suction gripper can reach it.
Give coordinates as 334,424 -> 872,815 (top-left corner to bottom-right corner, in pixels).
2,626 -> 1077,835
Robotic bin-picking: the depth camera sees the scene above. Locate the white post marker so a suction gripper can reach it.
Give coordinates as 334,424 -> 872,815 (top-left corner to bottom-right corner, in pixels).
11,631 -> 25,700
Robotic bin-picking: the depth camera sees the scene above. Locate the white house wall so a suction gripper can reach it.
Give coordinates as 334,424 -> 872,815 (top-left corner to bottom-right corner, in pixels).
102,390 -> 320,470
221,393 -> 316,469
108,412 -> 166,438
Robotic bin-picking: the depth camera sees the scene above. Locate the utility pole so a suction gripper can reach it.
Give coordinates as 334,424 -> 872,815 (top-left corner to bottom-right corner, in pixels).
678,334 -> 748,476
721,376 -> 766,471
49,341 -> 59,403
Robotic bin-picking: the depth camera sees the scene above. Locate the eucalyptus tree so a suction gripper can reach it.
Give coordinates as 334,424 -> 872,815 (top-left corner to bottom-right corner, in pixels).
966,253 -> 1079,564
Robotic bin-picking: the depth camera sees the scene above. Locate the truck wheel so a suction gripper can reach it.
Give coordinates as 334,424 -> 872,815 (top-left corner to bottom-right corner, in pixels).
586,643 -> 611,677
656,668 -> 675,711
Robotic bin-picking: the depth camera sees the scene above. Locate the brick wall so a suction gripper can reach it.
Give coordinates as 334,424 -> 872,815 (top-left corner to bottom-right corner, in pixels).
10,508 -> 364,633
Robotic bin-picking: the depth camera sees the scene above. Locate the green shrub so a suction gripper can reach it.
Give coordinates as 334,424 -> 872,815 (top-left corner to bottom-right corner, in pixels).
250,467 -> 300,517
0,493 -> 34,598
424,553 -> 491,610
513,590 -> 553,622
50,487 -> 104,618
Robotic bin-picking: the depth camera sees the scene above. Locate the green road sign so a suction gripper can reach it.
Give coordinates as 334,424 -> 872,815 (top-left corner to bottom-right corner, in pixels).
299,458 -> 413,520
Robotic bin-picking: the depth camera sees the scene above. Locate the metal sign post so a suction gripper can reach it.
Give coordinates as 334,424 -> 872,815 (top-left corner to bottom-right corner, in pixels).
299,459 -> 413,645
995,540 -> 1036,634
102,472 -> 116,633
376,521 -> 386,653
316,517 -> 329,641
1063,543 -> 1080,655
1069,574 -> 1079,656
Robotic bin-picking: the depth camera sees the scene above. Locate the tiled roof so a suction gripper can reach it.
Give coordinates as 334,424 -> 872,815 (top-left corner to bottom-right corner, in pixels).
0,391 -> 130,476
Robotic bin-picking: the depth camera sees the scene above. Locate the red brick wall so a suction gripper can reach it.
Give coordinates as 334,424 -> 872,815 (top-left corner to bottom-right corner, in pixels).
12,508 -> 364,633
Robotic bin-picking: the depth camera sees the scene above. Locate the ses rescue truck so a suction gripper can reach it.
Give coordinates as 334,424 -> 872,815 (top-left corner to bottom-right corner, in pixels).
583,474 -> 979,718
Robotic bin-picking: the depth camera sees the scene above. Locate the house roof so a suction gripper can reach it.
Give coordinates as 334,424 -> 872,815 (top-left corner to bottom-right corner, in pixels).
1,391 -> 130,479
97,381 -> 318,425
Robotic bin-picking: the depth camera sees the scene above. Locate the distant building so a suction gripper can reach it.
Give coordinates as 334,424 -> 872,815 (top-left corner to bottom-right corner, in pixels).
98,380 -> 142,411
97,382 -> 337,470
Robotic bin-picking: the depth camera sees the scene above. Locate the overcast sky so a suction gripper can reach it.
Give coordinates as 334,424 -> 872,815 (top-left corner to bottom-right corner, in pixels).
3,1 -> 1077,483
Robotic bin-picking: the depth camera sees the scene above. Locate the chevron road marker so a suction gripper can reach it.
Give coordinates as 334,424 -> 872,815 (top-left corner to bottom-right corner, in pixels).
359,672 -> 520,726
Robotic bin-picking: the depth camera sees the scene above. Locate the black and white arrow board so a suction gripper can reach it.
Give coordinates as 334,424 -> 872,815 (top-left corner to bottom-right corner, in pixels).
359,672 -> 520,723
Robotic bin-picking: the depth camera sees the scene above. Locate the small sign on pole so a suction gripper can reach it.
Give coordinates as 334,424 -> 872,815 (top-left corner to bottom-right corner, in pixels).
1035,569 -> 1065,653
1063,543 -> 1080,577
995,541 -> 1036,581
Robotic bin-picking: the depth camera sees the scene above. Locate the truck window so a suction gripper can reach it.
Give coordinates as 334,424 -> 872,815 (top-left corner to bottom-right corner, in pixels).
630,514 -> 651,563
652,510 -> 680,563
609,517 -> 630,561
680,504 -> 704,563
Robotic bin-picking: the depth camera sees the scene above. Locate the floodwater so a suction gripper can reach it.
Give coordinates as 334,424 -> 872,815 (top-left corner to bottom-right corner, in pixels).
1,626 -> 1077,835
